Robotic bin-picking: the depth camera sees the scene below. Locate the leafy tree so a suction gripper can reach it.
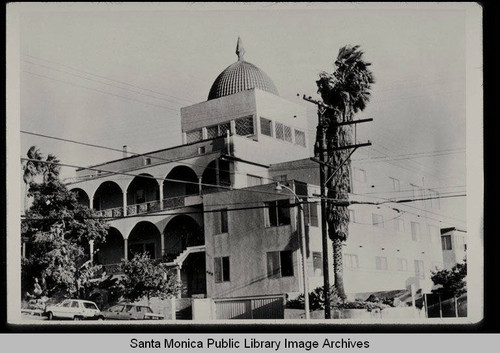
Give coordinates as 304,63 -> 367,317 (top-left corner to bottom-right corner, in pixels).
21,147 -> 109,299
120,252 -> 181,305
431,259 -> 467,298
315,45 -> 375,298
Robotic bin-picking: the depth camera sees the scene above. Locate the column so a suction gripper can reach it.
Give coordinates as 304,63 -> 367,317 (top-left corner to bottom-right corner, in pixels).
89,240 -> 94,263
161,232 -> 165,257
123,191 -> 127,216
176,266 -> 182,298
21,242 -> 26,259
182,132 -> 187,145
124,238 -> 128,261
89,195 -> 93,210
198,177 -> 202,195
159,182 -> 164,210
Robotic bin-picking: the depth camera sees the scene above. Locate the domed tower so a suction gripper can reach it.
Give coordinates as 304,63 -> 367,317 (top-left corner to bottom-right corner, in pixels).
180,37 -> 309,170
207,37 -> 279,100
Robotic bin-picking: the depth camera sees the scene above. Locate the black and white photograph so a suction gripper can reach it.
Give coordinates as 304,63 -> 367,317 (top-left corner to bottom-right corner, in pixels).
6,2 -> 483,333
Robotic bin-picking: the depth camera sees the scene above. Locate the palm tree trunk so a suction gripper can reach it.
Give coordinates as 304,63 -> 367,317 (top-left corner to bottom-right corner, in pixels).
332,237 -> 345,299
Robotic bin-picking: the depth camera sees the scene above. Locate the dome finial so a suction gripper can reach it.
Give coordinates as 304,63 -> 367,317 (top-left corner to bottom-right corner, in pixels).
236,36 -> 245,61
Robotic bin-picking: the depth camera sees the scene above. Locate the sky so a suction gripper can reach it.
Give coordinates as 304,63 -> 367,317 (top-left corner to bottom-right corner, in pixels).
10,2 -> 479,226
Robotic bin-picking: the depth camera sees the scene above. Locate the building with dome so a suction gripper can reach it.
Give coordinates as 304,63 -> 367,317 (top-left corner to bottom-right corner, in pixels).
63,38 -> 461,319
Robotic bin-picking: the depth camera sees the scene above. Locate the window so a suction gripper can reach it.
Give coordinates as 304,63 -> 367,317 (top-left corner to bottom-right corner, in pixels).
186,129 -> 202,143
395,218 -> 405,232
303,203 -> 319,227
198,146 -> 206,154
247,174 -> 263,187
61,301 -> 70,308
144,158 -> 152,166
411,222 -> 421,241
260,117 -> 272,136
235,116 -> 254,136
313,252 -> 322,276
214,257 -> 230,282
71,301 -> 79,308
83,302 -> 98,310
273,174 -> 288,182
283,125 -> 292,142
267,251 -> 294,278
207,123 -> 230,139
275,122 -> 284,140
376,256 -> 388,270
214,209 -> 228,234
354,168 -> 366,183
390,177 -> 400,191
441,235 -> 452,250
414,260 -> 425,279
349,209 -> 356,223
265,200 -> 291,227
397,258 -> 408,272
372,213 -> 384,228
294,129 -> 306,147
344,254 -> 359,269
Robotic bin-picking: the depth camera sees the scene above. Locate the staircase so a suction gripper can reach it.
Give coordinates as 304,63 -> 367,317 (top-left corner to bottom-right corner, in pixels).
165,245 -> 206,268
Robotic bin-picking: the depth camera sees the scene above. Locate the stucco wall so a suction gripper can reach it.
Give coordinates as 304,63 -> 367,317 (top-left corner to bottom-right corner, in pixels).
203,184 -> 302,299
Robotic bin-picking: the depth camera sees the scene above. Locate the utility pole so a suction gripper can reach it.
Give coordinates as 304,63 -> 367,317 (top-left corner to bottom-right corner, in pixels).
301,94 -> 372,319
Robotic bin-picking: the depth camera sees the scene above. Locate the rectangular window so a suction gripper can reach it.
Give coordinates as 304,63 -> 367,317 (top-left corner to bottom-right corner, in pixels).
441,235 -> 452,250
376,256 -> 388,270
294,129 -> 306,147
390,177 -> 400,191
395,218 -> 405,232
273,174 -> 288,182
349,209 -> 356,223
397,258 -> 408,272
214,257 -> 230,282
198,146 -> 206,154
414,260 -> 425,279
235,116 -> 254,136
372,213 -> 384,228
247,174 -> 263,187
313,252 -> 322,276
206,125 -> 219,139
214,209 -> 228,234
344,254 -> 359,269
411,222 -> 421,241
267,251 -> 294,278
265,200 -> 291,227
186,129 -> 202,143
303,203 -> 319,227
260,117 -> 272,137
283,125 -> 292,142
428,224 -> 439,242
144,158 -> 152,165
275,122 -> 284,140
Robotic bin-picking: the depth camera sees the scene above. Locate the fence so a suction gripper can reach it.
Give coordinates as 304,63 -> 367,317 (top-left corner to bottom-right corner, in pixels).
424,293 -> 467,318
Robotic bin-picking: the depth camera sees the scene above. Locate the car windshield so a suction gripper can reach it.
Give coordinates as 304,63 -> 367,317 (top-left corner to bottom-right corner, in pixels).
124,305 -> 135,312
145,307 -> 153,314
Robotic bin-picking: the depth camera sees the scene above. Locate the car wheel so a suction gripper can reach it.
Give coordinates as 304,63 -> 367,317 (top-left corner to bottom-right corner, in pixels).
97,316 -> 104,321
73,316 -> 81,321
47,312 -> 53,321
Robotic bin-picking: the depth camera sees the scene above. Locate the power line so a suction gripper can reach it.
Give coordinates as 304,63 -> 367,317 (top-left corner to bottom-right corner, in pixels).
23,71 -> 181,113
21,53 -> 197,105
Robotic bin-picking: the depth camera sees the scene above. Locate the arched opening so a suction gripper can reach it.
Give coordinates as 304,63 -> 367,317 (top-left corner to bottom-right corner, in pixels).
93,181 -> 123,213
201,159 -> 231,192
127,174 -> 160,215
96,227 -> 124,268
163,166 -> 198,199
163,215 -> 203,261
70,188 -> 90,207
128,221 -> 161,260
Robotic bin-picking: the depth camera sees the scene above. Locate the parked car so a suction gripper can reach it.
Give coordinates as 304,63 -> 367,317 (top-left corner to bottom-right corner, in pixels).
101,303 -> 164,320
44,299 -> 103,321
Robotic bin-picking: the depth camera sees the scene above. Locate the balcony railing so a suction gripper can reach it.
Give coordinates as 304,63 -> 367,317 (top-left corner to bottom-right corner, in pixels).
94,195 -> 194,219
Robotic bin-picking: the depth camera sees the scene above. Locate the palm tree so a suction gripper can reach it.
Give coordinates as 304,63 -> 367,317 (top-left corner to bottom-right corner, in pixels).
316,45 -> 375,299
22,146 -> 61,210
23,146 -> 44,211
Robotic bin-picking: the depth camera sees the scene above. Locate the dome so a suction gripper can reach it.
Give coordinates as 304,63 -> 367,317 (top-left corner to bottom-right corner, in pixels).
207,38 -> 279,101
